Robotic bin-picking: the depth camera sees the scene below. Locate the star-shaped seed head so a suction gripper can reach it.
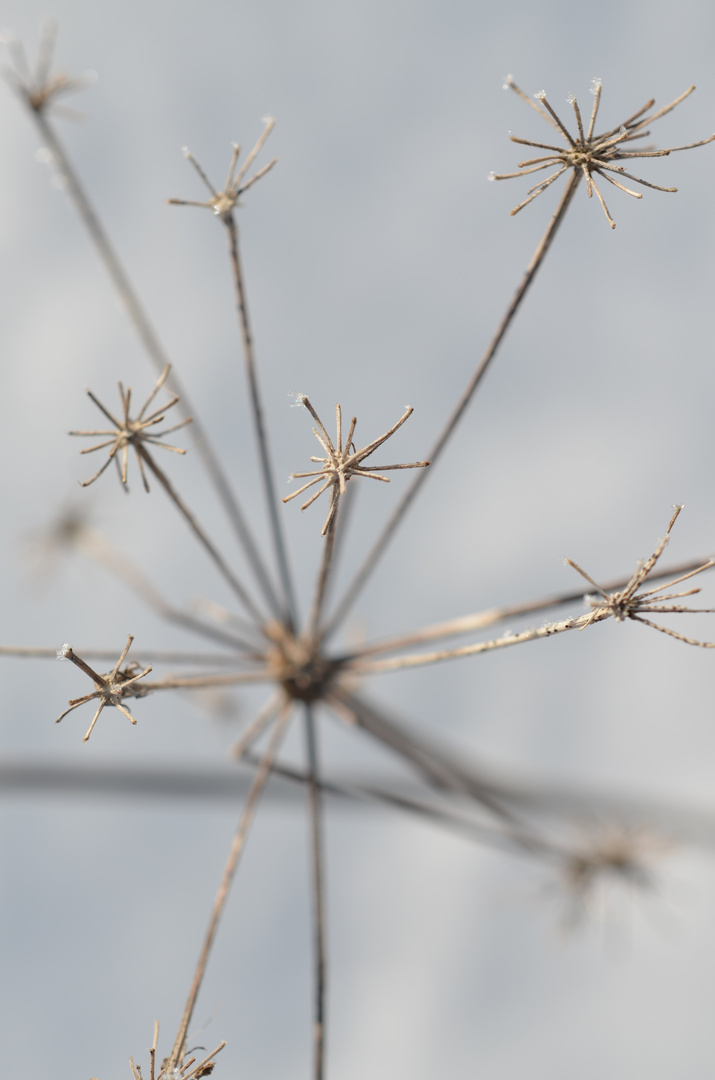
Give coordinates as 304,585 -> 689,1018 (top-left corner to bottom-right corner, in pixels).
491,77 -> 715,228
566,505 -> 715,645
70,364 -> 192,492
167,118 -> 277,220
56,636 -> 151,742
283,395 -> 430,535
2,20 -> 96,118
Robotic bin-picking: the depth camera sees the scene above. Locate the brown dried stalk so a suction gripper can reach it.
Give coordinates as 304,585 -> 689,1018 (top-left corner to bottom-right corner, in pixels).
71,369 -> 267,625
168,125 -> 296,628
346,508 -> 715,675
324,80 -> 715,635
4,23 -> 283,622
339,554 -> 714,661
168,703 -> 292,1070
323,172 -> 581,637
492,77 -> 715,228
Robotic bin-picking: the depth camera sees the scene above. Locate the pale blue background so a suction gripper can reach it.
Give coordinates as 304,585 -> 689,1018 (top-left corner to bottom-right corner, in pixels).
2,1 -> 715,1077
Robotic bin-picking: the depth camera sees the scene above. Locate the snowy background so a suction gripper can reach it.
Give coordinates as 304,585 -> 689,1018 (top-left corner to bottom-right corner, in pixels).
2,0 -> 715,1077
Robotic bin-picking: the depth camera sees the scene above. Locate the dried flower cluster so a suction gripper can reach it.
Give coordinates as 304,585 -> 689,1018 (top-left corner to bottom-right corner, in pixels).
492,77 -> 715,227
283,396 -> 430,535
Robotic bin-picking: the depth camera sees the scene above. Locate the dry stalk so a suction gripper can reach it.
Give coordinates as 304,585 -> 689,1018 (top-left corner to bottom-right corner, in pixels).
4,22 -> 283,621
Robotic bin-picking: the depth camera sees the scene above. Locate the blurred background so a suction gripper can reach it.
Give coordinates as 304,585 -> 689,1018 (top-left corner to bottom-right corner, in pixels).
2,1 -> 715,1077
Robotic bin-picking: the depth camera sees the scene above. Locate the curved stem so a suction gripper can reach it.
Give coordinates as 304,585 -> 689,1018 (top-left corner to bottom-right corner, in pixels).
324,172 -> 582,638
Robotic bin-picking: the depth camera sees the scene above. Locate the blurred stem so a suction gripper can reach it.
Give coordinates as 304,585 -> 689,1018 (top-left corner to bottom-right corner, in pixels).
169,703 -> 292,1069
325,172 -> 582,637
138,445 -> 266,625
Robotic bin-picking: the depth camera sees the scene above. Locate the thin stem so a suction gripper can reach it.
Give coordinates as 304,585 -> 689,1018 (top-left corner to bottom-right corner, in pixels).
0,645 -> 254,664
243,751 -> 561,863
140,669 -> 272,691
303,703 -> 326,1080
329,690 -> 527,830
137,445 -> 267,626
325,171 -> 582,637
168,702 -> 293,1068
345,608 -> 603,676
336,556 -> 714,660
308,502 -> 341,641
77,526 -> 264,653
26,109 -> 283,619
224,213 -> 298,628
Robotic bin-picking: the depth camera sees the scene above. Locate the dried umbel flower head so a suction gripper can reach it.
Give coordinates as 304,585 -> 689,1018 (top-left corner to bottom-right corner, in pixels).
566,505 -> 715,646
2,20 -> 96,118
70,364 -> 192,491
559,822 -> 673,929
284,395 -> 430,535
56,636 -> 151,741
491,77 -> 715,227
167,118 -> 277,219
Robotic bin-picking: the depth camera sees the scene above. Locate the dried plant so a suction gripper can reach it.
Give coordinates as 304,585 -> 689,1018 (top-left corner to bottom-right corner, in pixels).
70,364 -> 192,491
56,636 -> 151,741
283,396 -> 430,535
3,21 -> 715,1080
491,77 -> 715,227
167,121 -> 278,219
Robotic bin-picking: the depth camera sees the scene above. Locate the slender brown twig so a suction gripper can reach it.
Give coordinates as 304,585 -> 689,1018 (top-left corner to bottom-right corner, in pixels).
167,126 -> 295,625
225,212 -> 298,628
168,702 -> 293,1069
336,555 -> 715,661
325,172 -> 581,637
7,32 -> 283,620
304,703 -> 327,1080
307,502 -> 341,642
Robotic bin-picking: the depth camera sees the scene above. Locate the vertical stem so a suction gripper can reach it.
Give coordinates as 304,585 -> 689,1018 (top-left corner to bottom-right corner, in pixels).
169,704 -> 292,1069
27,108 -> 283,619
304,703 -> 326,1080
307,502 -> 340,641
225,213 -> 298,628
324,172 -> 582,638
